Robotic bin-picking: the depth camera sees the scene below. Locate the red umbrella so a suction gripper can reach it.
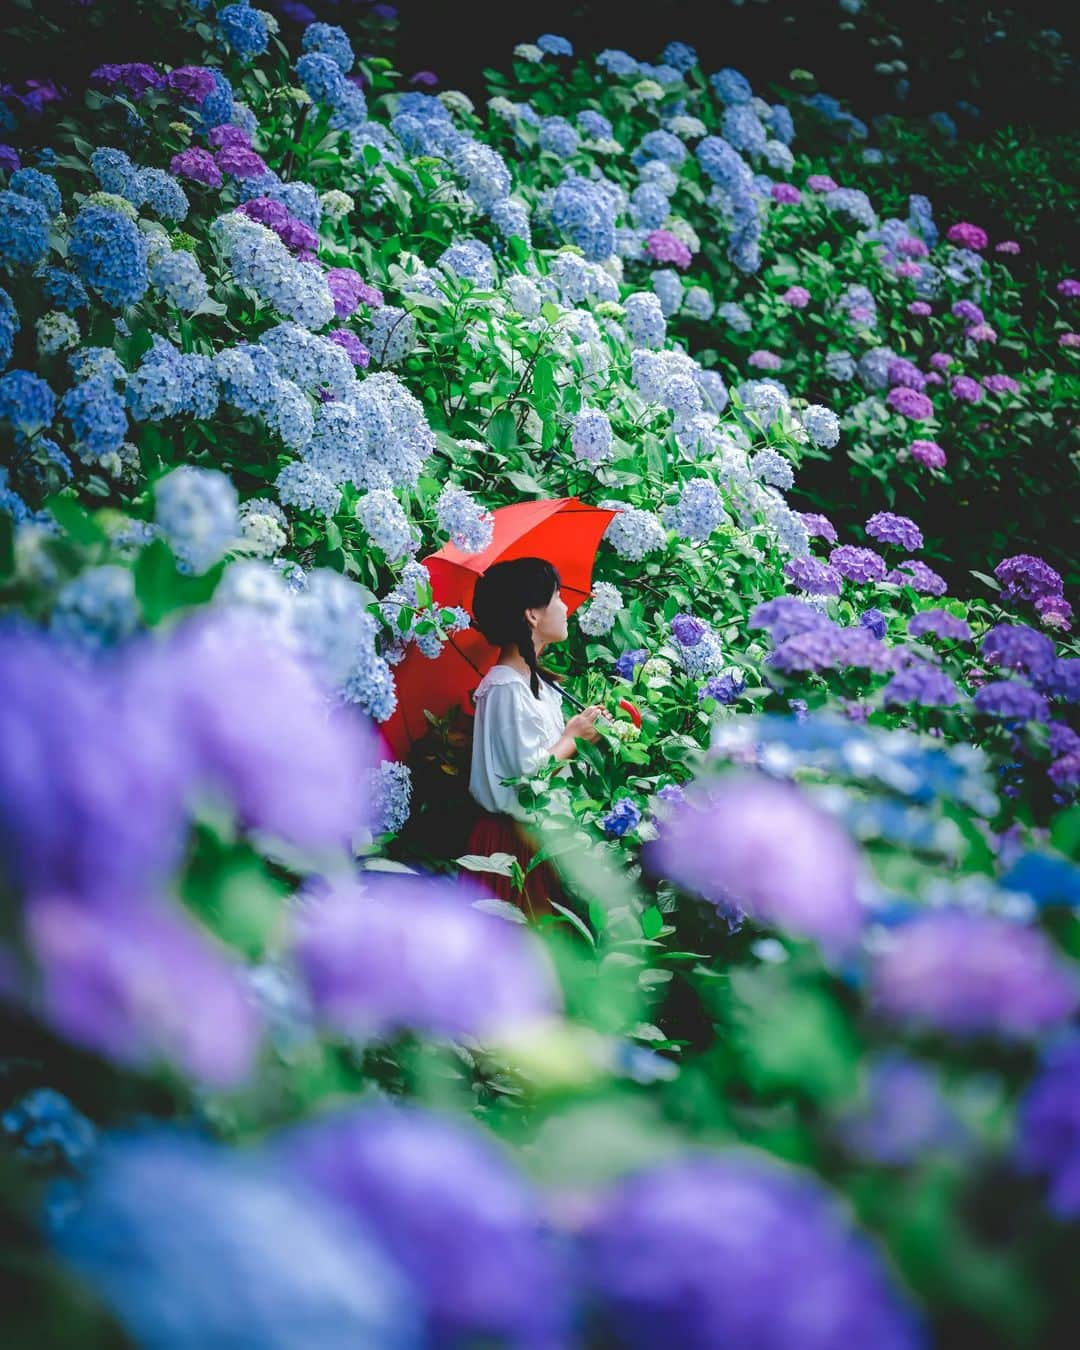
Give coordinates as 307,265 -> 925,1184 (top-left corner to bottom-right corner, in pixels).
381,497 -> 618,758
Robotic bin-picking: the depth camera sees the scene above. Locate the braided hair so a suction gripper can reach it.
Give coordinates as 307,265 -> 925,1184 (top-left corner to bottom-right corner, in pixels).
471,557 -> 561,699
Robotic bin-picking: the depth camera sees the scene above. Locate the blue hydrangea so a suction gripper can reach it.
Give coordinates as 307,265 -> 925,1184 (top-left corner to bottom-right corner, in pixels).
150,248 -> 209,312
549,174 -> 619,260
710,68 -> 753,104
61,376 -> 128,459
632,129 -> 687,167
69,205 -> 149,307
451,142 -> 512,211
199,70 -> 236,129
136,168 -> 189,222
630,183 -> 670,230
537,33 -> 573,56
0,286 -> 18,370
217,3 -> 269,60
803,404 -> 841,448
652,269 -> 683,318
504,275 -> 541,317
600,500 -> 667,560
663,478 -> 728,542
538,116 -> 579,159
571,408 -> 614,466
751,448 -> 795,491
0,189 -> 51,267
9,166 -> 62,216
763,140 -> 795,173
717,301 -> 752,333
825,187 -> 878,230
302,21 -> 354,73
37,266 -> 89,312
258,324 -> 355,398
723,105 -> 767,155
371,761 -> 413,835
825,351 -> 857,382
69,345 -> 127,386
684,286 -> 715,321
858,347 -> 896,391
439,238 -> 497,289
362,306 -> 416,366
488,197 -> 531,244
695,370 -> 728,414
89,147 -> 142,200
768,104 -> 795,145
0,369 -> 56,436
907,193 -> 937,247
276,460 -> 341,517
435,483 -> 494,553
264,180 -> 322,232
596,50 -> 639,77
211,213 -> 334,329
577,110 -> 613,141
126,337 -> 219,422
624,292 -> 666,348
155,464 -> 239,573
355,489 -> 417,561
1,1088 -> 97,1173
602,797 -> 642,837
662,41 -> 698,73
295,51 -> 347,107
51,564 -> 140,650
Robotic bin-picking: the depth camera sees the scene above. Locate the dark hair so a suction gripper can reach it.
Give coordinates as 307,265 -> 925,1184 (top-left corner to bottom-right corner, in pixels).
471,557 -> 561,699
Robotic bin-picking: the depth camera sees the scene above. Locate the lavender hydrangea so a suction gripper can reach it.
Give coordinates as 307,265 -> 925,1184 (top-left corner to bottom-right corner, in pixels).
435,484 -> 494,553
293,873 -> 558,1041
649,774 -> 862,948
784,556 -> 842,597
584,1156 -> 922,1350
601,501 -> 667,560
994,554 -> 1063,605
887,560 -> 947,596
154,465 -> 238,573
571,407 -> 614,466
663,478 -> 728,542
578,581 -> 623,637
802,404 -> 841,448
355,490 -> 418,561
866,512 -> 924,551
1015,1036 -> 1080,1219
882,660 -> 962,708
872,911 -> 1077,1039
908,610 -> 972,642
973,681 -> 1049,723
624,291 -> 666,348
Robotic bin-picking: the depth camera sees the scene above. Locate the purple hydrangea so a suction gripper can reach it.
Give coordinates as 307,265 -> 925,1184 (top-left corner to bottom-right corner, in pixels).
951,299 -> 984,324
980,623 -> 1057,678
26,892 -> 259,1085
982,373 -> 1020,396
325,267 -> 383,318
167,67 -> 219,103
946,221 -> 988,250
216,144 -> 269,180
882,660 -> 962,708
951,375 -> 983,404
648,774 -> 863,949
780,285 -> 811,308
583,1156 -> 922,1350
771,183 -> 801,204
887,357 -> 926,392
860,608 -> 887,640
285,1106 -> 569,1345
887,560 -> 948,596
908,301 -> 933,317
784,556 -> 842,597
1035,594 -> 1073,631
972,681 -> 1049,722
645,230 -> 692,268
1058,278 -> 1080,299
748,350 -> 782,371
994,554 -> 1063,604
907,610 -> 972,642
699,672 -> 746,704
169,147 -> 223,187
602,798 -> 642,838
837,1054 -> 967,1166
909,439 -> 946,470
886,387 -> 934,420
798,512 -> 838,545
327,329 -> 370,367
866,512 -> 923,552
830,546 -> 887,585
293,873 -> 558,1041
749,595 -> 834,645
671,613 -> 707,647
872,911 -> 1077,1039
1015,1036 -> 1080,1219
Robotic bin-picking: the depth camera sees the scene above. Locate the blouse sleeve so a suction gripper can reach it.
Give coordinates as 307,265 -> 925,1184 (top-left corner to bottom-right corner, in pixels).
483,680 -> 558,782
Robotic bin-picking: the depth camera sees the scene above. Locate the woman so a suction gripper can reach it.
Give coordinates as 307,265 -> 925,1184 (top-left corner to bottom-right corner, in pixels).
463,557 -> 605,917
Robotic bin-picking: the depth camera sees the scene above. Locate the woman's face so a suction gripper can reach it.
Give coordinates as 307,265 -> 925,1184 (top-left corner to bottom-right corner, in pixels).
527,584 -> 568,646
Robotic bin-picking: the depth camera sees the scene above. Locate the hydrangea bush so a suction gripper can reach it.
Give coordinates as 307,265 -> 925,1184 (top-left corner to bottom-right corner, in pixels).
1,5 -> 1079,1345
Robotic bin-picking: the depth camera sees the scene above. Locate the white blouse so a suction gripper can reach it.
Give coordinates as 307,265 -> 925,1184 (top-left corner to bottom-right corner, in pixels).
469,664 -> 567,819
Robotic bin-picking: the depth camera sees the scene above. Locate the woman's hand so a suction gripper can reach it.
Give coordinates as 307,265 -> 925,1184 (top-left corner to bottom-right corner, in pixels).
565,704 -> 605,744
550,704 -> 606,760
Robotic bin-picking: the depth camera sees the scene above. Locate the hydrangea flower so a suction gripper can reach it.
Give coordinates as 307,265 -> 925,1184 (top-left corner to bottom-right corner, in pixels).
355,490 -> 417,562
994,554 -> 1063,604
150,249 -> 209,312
601,502 -> 667,561
584,1155 -> 922,1350
578,581 -> 623,637
886,387 -> 934,420
663,479 -> 728,543
571,407 -> 613,466
866,512 -> 923,551
0,369 -> 56,435
908,610 -> 972,642
909,439 -> 946,469
155,465 -> 238,573
61,376 -> 127,460
363,306 -> 417,365
946,221 -> 988,250
882,660 -> 962,708
886,560 -> 947,596
285,1106 -> 567,1345
0,189 -> 50,267
293,873 -> 558,1041
872,911 -> 1077,1039
1015,1036 -> 1080,1219
803,404 -> 840,447
973,681 -> 1049,723
784,556 -> 842,597
302,21 -> 355,73
624,291 -> 666,348
602,797 -> 642,838
434,484 -> 493,553
951,375 -> 983,404
370,761 -> 412,835
650,773 -> 862,948
798,513 -> 838,545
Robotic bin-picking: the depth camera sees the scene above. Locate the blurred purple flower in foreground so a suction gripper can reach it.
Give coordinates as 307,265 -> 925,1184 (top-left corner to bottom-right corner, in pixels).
293,873 -> 559,1041
285,1106 -> 569,1346
836,1054 -> 967,1166
872,911 -> 1078,1040
51,1133 -> 419,1350
648,774 -> 863,949
582,1156 -> 922,1350
1015,1035 -> 1080,1219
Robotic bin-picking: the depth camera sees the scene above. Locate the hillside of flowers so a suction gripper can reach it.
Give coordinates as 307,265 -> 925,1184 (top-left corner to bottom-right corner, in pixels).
2,2 -> 1079,1345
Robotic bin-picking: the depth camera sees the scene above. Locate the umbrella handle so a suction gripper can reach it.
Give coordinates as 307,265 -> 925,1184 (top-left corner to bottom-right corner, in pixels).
540,673 -> 585,712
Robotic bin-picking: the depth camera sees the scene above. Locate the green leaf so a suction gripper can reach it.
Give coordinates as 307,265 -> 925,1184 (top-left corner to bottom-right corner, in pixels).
456,852 -> 517,876
46,496 -> 107,547
641,906 -> 664,939
488,408 -> 519,453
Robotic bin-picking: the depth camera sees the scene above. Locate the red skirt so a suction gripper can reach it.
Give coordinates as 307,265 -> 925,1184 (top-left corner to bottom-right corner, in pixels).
458,810 -> 566,919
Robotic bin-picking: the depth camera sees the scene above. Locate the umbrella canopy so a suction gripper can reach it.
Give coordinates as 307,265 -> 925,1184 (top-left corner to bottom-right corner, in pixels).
381,497 -> 617,758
